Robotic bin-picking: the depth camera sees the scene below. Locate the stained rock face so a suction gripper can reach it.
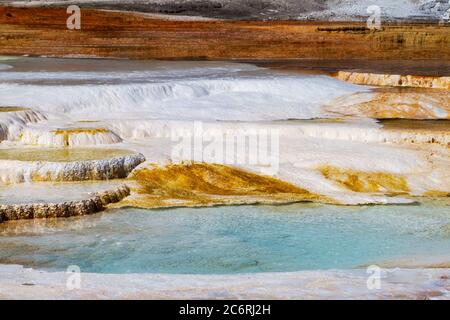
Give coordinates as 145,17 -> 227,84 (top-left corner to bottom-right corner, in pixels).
122,162 -> 325,208
0,153 -> 146,184
0,184 -> 130,223
336,71 -> 450,89
1,7 -> 449,60
326,90 -> 450,119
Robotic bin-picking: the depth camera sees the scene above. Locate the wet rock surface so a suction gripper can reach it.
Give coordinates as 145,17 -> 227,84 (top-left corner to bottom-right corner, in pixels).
336,71 -> 450,89
0,263 -> 448,299
0,153 -> 146,184
0,184 -> 130,223
0,108 -> 47,142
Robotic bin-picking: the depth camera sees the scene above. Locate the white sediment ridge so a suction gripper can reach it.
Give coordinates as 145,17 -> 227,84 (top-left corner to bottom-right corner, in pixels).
0,108 -> 47,141
0,184 -> 130,222
0,76 -> 364,121
0,264 -> 448,299
0,153 -> 145,184
18,123 -> 123,147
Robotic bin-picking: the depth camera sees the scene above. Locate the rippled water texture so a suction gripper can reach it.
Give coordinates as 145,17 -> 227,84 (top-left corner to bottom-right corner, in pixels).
0,202 -> 449,274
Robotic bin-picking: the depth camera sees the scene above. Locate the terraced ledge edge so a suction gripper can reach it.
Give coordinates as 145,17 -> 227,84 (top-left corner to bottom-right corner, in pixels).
0,153 -> 146,184
336,71 -> 450,89
0,184 -> 130,223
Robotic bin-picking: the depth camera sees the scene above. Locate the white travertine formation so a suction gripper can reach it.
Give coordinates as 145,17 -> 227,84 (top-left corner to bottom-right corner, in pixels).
0,66 -> 447,206
296,121 -> 450,147
102,118 -> 450,204
326,90 -> 450,119
0,76 -> 363,121
0,108 -> 47,141
0,264 -> 448,299
20,126 -> 123,147
336,71 -> 450,89
0,153 -> 145,184
0,184 -> 130,222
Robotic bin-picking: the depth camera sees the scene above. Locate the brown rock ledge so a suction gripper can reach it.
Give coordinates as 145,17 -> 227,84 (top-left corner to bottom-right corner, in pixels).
0,7 -> 449,60
0,184 -> 130,223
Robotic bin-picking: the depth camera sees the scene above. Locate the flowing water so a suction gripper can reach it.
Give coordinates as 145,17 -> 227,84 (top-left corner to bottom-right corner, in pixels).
0,57 -> 365,121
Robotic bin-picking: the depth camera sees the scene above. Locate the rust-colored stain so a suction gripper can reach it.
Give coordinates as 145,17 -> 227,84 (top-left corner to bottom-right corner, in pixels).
123,162 -> 327,208
0,106 -> 28,112
423,190 -> 450,197
336,71 -> 450,89
53,128 -> 110,146
327,90 -> 450,120
319,165 -> 410,194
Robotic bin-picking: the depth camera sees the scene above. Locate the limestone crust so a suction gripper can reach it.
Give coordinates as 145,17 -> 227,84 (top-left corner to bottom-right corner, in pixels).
0,184 -> 130,223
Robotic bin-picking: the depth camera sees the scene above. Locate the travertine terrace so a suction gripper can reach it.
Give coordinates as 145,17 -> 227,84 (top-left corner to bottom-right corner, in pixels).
0,184 -> 130,222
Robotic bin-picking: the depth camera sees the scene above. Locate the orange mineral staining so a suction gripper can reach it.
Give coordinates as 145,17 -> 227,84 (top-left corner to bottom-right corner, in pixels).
122,162 -> 325,208
319,165 -> 410,194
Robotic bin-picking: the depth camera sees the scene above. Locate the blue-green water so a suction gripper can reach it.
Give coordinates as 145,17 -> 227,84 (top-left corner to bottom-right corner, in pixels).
0,202 -> 449,274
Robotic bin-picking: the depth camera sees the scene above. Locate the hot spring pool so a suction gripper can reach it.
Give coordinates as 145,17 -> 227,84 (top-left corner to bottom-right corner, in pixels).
0,202 -> 449,274
0,148 -> 132,162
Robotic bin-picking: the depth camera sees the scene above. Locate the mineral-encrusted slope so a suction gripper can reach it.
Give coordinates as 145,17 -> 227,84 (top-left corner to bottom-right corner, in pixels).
0,109 -> 47,141
0,184 -> 130,222
0,153 -> 146,184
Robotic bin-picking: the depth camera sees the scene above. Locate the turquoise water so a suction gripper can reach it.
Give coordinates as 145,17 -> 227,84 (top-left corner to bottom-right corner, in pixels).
0,202 -> 449,274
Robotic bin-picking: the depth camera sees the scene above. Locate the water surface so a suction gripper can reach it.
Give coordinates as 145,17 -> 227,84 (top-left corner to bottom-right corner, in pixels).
0,202 -> 448,274
0,148 -> 132,162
